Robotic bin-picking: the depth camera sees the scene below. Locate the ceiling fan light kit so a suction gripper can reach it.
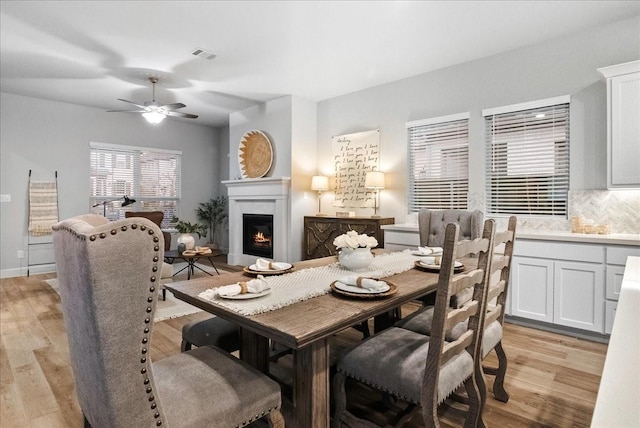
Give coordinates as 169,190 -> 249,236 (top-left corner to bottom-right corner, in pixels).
107,76 -> 198,125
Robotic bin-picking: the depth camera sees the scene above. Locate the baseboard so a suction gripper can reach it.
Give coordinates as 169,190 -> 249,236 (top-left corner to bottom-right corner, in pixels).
0,264 -> 56,279
505,315 -> 610,344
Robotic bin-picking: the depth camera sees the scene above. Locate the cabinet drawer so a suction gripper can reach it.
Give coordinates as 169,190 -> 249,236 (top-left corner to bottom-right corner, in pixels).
605,300 -> 618,335
514,240 -> 604,263
606,245 -> 640,265
606,265 -> 626,301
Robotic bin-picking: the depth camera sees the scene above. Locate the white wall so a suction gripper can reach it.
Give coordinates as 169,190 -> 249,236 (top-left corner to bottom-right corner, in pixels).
0,92 -> 223,277
316,16 -> 640,225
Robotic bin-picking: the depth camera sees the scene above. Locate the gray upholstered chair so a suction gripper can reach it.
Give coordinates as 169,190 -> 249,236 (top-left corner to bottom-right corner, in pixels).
181,316 -> 240,353
125,211 -> 173,300
418,208 -> 484,247
52,214 -> 284,428
332,220 -> 496,428
397,216 -> 517,403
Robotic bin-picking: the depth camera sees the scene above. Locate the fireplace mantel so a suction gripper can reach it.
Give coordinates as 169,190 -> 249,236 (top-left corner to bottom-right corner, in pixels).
223,177 -> 291,266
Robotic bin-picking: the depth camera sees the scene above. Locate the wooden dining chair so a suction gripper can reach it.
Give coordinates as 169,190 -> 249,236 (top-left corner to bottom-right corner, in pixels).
397,216 -> 517,403
53,214 -> 284,428
332,220 -> 495,428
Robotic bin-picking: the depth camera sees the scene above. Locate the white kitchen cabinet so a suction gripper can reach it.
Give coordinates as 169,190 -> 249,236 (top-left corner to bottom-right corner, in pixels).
511,238 -> 640,335
553,261 -> 604,332
511,240 -> 606,333
381,224 -> 420,252
511,256 -> 554,322
598,60 -> 640,189
604,245 -> 640,334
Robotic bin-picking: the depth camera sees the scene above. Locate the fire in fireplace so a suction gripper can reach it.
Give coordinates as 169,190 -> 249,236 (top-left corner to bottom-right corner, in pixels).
243,214 -> 274,259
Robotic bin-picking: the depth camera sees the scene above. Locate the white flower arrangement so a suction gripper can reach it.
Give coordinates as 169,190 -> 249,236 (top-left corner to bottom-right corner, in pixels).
333,230 -> 378,250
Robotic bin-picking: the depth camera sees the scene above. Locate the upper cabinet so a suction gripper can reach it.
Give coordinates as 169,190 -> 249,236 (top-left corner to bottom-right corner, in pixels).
598,60 -> 640,189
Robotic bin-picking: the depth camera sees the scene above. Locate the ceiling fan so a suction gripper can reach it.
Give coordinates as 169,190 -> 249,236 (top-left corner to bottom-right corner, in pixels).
107,77 -> 198,124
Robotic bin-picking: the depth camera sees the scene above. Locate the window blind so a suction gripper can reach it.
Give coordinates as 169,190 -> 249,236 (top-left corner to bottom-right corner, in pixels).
89,142 -> 181,227
407,114 -> 469,211
484,100 -> 569,217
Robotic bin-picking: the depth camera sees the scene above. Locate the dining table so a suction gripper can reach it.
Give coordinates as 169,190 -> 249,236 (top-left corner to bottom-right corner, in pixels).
166,250 -> 446,428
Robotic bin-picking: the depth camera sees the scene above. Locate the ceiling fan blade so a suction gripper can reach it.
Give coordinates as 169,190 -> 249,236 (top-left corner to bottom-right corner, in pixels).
117,98 -> 148,109
107,109 -> 147,113
160,102 -> 187,111
166,111 -> 198,119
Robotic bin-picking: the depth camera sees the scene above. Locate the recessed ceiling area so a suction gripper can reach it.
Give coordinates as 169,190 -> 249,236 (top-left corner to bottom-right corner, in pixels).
1,1 -> 639,127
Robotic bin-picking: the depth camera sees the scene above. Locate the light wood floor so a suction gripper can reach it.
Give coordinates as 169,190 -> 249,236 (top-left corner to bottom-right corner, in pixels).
1,269 -> 607,428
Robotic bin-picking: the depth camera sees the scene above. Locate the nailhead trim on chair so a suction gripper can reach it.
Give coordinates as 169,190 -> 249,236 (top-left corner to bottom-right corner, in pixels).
107,221 -> 166,427
64,219 -> 168,426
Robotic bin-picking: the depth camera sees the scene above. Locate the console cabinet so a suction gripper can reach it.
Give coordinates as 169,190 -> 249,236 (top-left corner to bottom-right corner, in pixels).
303,216 -> 394,260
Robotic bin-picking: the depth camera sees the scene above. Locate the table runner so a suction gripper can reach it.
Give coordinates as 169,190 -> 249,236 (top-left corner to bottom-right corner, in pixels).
198,250 -> 421,316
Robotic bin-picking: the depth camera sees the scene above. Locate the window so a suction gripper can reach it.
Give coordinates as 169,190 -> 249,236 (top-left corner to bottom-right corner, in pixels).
407,113 -> 469,211
89,142 -> 181,227
484,96 -> 569,217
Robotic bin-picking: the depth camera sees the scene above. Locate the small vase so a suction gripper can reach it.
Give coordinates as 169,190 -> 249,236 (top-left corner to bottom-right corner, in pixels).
338,247 -> 374,271
177,233 -> 196,250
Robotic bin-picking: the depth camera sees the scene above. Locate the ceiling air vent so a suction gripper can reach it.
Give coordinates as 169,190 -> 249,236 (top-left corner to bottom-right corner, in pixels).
191,48 -> 216,60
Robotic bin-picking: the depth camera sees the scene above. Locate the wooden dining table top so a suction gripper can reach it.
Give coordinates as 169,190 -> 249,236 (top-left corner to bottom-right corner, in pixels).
166,253 -> 446,350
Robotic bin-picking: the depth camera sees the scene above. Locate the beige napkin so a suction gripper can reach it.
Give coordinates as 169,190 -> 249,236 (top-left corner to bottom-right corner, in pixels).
214,275 -> 270,297
337,275 -> 388,291
255,258 -> 289,271
417,246 -> 443,255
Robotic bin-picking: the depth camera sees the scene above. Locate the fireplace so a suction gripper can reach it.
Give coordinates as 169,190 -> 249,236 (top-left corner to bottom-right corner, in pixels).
223,177 -> 291,266
243,214 -> 274,259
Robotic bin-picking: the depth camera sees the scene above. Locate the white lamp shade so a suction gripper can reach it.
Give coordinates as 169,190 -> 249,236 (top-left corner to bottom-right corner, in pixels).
365,171 -> 385,189
311,175 -> 329,191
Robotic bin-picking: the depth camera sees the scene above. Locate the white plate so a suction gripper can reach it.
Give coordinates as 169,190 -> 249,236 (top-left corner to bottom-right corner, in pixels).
248,262 -> 293,272
334,281 -> 390,294
419,260 -> 463,270
219,288 -> 272,300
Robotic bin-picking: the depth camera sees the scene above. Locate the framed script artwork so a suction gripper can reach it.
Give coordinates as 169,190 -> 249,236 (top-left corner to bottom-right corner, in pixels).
332,129 -> 380,208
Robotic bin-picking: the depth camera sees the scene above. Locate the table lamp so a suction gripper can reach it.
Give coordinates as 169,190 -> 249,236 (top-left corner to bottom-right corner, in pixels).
365,171 -> 385,217
311,175 -> 329,216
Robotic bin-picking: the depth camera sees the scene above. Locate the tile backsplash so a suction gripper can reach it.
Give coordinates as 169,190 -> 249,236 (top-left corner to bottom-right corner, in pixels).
470,190 -> 640,234
495,190 -> 640,234
406,190 -> 640,234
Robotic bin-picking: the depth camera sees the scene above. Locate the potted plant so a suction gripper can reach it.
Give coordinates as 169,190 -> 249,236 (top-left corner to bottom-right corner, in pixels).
196,196 -> 228,249
171,216 -> 207,250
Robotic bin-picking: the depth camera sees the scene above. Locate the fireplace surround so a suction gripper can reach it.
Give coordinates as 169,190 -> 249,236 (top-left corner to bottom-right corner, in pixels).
223,177 -> 291,266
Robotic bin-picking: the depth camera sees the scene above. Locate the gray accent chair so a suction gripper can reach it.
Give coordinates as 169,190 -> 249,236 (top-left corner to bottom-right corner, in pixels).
397,216 -> 517,403
181,316 -> 240,353
52,214 -> 284,428
332,220 -> 496,427
418,208 -> 484,247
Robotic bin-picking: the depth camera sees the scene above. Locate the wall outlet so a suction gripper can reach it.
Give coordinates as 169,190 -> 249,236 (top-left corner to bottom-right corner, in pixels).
17,250 -> 24,259
0,194 -> 10,203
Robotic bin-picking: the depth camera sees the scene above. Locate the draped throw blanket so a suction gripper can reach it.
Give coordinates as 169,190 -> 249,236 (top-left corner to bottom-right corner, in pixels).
28,181 -> 58,236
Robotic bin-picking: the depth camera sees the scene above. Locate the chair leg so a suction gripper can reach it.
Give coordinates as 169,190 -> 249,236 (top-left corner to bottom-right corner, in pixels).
462,376 -> 485,428
181,340 -> 192,352
266,408 -> 285,428
490,341 -> 509,403
332,372 -> 347,428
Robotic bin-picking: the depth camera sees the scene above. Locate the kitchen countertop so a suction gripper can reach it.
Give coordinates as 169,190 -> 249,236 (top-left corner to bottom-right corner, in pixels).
381,224 -> 640,246
591,256 -> 640,427
517,231 -> 640,246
